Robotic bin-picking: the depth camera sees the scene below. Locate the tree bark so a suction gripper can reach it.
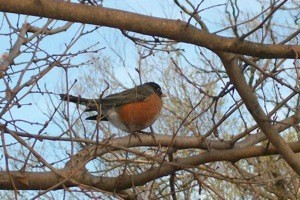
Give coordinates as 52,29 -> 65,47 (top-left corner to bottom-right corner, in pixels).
0,0 -> 298,59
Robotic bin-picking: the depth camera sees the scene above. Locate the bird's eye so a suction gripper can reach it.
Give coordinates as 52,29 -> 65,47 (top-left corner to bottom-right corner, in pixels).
157,88 -> 162,94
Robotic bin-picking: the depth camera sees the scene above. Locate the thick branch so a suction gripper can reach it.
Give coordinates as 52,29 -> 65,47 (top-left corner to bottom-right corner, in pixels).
3,110 -> 299,151
218,52 -> 300,175
0,141 -> 299,191
0,0 -> 298,58
2,101 -> 299,158
235,112 -> 300,148
0,170 -> 71,190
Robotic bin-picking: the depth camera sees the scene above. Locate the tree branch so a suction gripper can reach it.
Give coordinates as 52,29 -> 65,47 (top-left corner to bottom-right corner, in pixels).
217,52 -> 300,175
0,141 -> 299,191
0,0 -> 298,58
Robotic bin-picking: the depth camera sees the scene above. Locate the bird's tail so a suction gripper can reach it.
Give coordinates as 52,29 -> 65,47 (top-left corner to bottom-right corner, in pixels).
59,94 -> 101,112
59,94 -> 92,105
59,94 -> 107,121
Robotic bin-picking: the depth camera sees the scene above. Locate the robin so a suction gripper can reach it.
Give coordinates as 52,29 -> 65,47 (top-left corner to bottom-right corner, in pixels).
60,82 -> 165,133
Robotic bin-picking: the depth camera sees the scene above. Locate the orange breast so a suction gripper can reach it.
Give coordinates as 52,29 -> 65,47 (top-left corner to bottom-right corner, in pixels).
118,93 -> 162,132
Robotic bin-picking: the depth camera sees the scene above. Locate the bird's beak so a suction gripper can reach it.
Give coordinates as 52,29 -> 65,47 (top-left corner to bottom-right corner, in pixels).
161,93 -> 167,98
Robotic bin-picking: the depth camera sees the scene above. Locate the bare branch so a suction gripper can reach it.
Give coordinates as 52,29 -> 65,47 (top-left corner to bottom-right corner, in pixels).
0,0 -> 298,58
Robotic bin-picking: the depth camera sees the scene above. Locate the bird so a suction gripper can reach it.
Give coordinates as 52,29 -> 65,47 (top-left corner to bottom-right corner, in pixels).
60,82 -> 165,133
